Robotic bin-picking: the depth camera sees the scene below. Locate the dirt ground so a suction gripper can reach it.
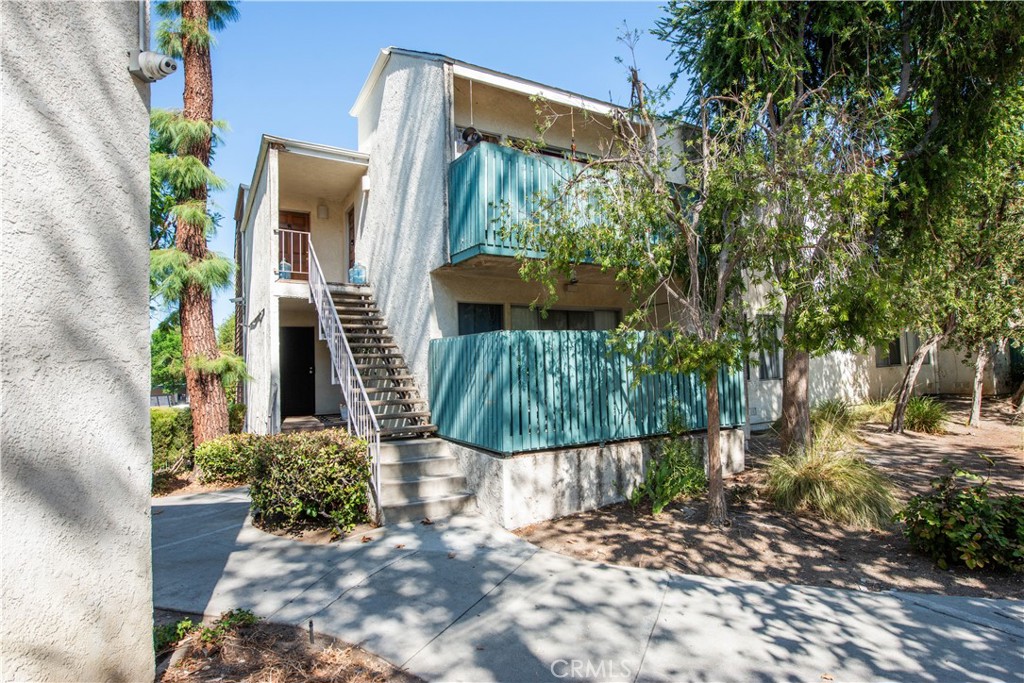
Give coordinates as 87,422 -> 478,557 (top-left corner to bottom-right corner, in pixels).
152,472 -> 240,498
517,397 -> 1024,600
155,610 -> 421,683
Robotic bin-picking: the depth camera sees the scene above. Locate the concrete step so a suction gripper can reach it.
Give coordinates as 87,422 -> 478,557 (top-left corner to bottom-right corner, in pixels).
380,454 -> 457,478
379,424 -> 437,439
377,410 -> 431,421
379,438 -> 450,462
383,492 -> 476,524
367,398 -> 428,408
381,474 -> 468,504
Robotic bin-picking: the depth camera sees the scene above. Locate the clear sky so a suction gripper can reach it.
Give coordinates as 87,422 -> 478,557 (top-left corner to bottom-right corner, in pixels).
149,1 -> 678,327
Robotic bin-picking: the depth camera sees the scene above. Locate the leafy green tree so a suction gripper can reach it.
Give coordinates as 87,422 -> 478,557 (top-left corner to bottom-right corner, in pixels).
150,0 -> 241,450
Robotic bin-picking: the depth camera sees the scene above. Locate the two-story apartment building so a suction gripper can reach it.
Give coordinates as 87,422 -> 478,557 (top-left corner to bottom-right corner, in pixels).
234,47 -> 1014,528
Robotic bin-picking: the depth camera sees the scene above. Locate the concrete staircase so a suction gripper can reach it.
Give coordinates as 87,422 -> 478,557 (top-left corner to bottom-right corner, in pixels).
379,438 -> 476,523
323,283 -> 473,523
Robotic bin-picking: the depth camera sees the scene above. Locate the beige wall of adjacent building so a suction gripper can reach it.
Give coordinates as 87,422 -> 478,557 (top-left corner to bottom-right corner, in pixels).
1,1 -> 154,680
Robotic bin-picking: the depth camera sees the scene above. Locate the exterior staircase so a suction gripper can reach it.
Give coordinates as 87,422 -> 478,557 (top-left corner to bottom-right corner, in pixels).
324,283 -> 474,523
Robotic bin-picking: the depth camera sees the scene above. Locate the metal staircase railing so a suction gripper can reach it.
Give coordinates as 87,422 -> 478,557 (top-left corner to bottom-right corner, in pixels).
307,242 -> 382,523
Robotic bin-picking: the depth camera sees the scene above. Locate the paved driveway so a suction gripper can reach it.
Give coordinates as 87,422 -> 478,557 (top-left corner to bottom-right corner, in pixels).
153,489 -> 1024,682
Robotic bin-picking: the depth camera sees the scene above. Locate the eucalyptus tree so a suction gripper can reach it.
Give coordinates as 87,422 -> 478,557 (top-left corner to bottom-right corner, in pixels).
150,0 -> 240,447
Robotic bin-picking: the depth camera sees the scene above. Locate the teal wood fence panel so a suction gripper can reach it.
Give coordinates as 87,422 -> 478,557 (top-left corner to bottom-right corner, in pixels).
449,142 -> 575,264
429,331 -> 746,454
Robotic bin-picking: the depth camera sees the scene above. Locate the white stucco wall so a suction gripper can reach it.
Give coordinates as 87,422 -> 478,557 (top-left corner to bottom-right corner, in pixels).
1,2 -> 154,680
358,54 -> 451,393
242,151 -> 280,434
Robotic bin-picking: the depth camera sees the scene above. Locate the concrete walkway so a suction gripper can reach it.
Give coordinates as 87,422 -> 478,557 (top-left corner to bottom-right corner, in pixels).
153,489 -> 1024,682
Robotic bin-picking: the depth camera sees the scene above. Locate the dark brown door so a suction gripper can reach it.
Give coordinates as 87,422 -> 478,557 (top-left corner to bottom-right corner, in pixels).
347,207 -> 357,271
279,211 -> 310,280
280,326 -> 315,417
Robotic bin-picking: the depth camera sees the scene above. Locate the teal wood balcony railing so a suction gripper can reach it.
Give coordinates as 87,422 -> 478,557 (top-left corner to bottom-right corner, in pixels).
449,142 -> 576,264
428,331 -> 745,455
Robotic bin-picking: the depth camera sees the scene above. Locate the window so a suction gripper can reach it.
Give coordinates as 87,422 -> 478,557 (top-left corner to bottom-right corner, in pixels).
510,306 -> 618,332
457,303 -> 503,335
757,321 -> 782,381
876,338 -> 902,367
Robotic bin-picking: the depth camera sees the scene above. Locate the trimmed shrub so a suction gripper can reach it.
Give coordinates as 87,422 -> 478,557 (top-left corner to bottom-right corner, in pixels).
151,407 -> 194,471
195,433 -> 255,484
766,442 -> 896,529
631,437 -> 707,515
904,396 -> 947,433
897,468 -> 1024,571
249,429 -> 370,532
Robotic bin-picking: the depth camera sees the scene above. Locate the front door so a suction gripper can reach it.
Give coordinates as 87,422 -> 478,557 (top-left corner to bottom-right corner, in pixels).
280,326 -> 315,417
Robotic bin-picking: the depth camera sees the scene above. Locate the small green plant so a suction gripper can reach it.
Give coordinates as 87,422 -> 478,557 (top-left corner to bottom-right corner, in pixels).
631,438 -> 707,515
249,429 -> 371,532
897,466 -> 1024,571
153,617 -> 196,655
904,396 -> 948,433
766,441 -> 896,529
196,609 -> 259,650
195,433 -> 255,484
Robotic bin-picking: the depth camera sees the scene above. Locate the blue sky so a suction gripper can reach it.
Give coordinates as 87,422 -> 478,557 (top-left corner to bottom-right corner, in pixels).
150,1 -> 678,327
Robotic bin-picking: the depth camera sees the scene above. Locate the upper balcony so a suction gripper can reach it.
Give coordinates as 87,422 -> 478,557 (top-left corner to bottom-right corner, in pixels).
448,142 -> 577,265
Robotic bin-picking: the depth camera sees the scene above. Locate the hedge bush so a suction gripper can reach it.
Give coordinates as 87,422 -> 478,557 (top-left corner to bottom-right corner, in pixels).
897,468 -> 1024,571
249,429 -> 370,533
195,433 -> 255,484
151,407 -> 194,471
151,404 -> 246,473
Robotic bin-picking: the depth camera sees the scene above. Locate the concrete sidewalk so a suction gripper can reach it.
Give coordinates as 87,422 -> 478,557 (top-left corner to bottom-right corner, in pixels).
153,489 -> 1024,682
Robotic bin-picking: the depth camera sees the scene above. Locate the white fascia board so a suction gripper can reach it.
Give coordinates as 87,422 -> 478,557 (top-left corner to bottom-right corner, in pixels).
238,138 -> 270,236
450,63 -> 619,118
265,135 -> 369,166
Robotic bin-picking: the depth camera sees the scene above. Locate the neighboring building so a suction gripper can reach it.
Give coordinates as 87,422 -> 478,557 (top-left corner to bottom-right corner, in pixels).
235,47 -> 1012,528
1,1 -> 154,680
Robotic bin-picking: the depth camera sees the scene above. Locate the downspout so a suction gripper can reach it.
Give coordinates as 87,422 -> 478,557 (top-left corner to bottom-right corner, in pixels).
137,0 -> 147,52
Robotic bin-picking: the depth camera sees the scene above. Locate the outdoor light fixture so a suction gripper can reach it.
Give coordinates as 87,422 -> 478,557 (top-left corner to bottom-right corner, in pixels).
317,202 -> 329,220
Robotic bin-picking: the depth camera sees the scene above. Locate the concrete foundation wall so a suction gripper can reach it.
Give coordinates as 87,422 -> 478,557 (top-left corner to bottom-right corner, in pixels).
0,1 -> 154,680
450,430 -> 745,529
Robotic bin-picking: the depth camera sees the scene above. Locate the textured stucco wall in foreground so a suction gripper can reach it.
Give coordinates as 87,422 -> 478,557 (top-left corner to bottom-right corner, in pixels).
1,2 -> 154,680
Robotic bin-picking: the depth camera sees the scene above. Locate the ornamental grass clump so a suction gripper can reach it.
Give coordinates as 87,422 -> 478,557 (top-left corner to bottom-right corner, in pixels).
850,398 -> 895,426
810,399 -> 857,440
904,396 -> 948,434
766,440 -> 897,529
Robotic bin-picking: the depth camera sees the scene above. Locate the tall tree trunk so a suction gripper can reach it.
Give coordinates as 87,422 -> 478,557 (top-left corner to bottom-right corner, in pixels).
705,370 -> 728,526
779,297 -> 810,454
179,0 -> 228,448
889,333 -> 943,433
969,344 -> 990,427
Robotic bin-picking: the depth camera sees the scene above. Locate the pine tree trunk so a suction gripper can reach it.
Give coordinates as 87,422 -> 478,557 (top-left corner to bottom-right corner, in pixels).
969,344 -> 989,427
889,334 -> 942,434
705,370 -> 728,526
179,0 -> 228,448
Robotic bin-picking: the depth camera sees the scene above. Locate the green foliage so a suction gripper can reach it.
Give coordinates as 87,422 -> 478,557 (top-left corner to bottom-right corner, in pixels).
630,438 -> 707,515
897,467 -> 1024,571
155,1 -> 240,57
153,617 -> 197,655
195,609 -> 259,652
228,403 -> 246,434
766,441 -> 896,529
249,429 -> 371,533
194,433 -> 254,484
151,247 -> 234,302
151,407 -> 194,471
151,322 -> 185,394
904,396 -> 948,434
